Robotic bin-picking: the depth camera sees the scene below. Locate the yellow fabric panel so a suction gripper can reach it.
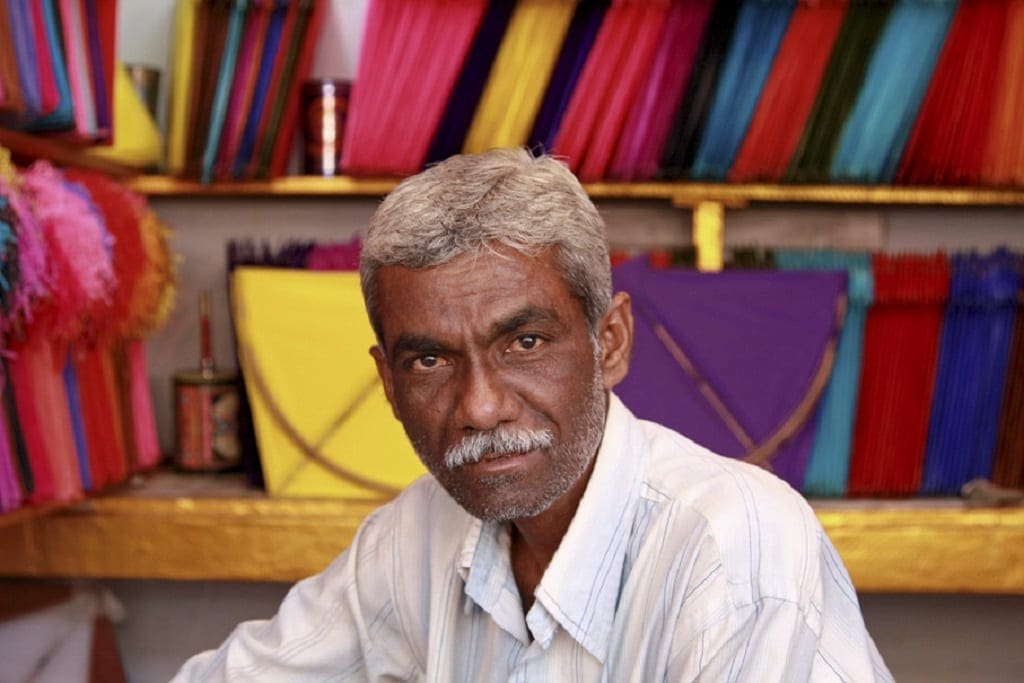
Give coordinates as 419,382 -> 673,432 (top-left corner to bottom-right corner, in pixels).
166,0 -> 200,175
85,63 -> 163,168
462,0 -> 577,153
231,268 -> 425,499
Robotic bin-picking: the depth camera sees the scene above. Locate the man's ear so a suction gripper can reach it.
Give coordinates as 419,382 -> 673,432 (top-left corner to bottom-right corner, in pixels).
370,345 -> 401,420
598,291 -> 633,390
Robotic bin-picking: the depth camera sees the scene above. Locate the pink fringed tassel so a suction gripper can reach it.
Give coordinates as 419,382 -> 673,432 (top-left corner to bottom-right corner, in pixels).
0,178 -> 52,330
63,170 -> 149,338
127,339 -> 161,470
21,162 -> 114,341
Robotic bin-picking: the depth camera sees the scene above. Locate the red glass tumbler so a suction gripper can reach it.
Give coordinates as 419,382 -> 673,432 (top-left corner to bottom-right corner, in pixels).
301,78 -> 350,176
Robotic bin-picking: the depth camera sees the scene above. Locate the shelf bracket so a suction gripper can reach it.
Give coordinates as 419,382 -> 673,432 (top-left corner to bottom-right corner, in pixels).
692,200 -> 725,272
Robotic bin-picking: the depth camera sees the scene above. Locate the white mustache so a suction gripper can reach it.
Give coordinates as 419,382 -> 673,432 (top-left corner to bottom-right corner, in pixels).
444,427 -> 554,469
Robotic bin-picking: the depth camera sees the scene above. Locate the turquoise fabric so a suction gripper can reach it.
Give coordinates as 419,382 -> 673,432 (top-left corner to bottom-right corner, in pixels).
0,197 -> 14,296
775,250 -> 873,497
830,0 -> 957,183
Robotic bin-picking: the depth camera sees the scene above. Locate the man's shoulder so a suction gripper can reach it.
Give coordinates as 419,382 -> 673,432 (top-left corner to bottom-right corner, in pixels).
638,419 -> 813,517
634,418 -> 824,601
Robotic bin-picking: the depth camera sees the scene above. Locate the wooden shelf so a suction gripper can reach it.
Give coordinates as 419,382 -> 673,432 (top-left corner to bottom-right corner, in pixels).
129,174 -> 401,198
129,175 -> 1024,272
1,471 -> 1022,592
127,174 -> 1024,208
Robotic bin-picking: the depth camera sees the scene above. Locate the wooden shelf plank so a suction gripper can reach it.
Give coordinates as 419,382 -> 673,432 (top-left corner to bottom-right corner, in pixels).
126,174 -> 1024,207
129,174 -> 400,197
1,472 -> 1021,590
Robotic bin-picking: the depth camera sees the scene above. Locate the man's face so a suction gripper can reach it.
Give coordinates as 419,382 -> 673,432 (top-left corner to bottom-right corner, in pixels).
371,247 -> 608,522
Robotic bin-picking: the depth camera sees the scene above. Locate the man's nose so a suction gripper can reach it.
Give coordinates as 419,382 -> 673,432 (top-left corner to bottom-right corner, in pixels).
454,360 -> 519,431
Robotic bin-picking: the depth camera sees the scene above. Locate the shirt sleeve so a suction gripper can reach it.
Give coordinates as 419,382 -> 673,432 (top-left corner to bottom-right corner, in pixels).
170,506 -> 420,682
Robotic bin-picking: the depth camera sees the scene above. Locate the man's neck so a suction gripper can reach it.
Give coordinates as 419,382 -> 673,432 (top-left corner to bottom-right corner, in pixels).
507,457 -> 597,613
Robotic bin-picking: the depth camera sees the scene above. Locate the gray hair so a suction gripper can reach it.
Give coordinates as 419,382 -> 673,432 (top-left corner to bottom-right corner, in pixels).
360,148 -> 612,341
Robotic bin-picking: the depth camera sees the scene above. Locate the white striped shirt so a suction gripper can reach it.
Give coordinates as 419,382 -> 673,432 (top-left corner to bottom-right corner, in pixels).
174,394 -> 892,682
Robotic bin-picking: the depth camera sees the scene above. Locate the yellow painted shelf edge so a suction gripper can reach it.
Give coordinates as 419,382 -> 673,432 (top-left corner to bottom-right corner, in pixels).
127,174 -> 1024,207
819,506 -> 1024,594
2,487 -> 1022,591
0,493 -> 385,583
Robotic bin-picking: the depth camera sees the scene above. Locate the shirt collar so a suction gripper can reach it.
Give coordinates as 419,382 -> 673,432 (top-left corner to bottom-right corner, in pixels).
458,518 -> 531,643
531,394 -> 646,661
456,395 -> 647,659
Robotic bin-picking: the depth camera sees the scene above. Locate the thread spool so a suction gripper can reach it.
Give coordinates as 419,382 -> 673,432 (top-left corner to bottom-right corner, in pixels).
173,291 -> 240,471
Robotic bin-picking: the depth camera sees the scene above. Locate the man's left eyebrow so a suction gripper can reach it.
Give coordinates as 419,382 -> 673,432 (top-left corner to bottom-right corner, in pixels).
490,306 -> 564,338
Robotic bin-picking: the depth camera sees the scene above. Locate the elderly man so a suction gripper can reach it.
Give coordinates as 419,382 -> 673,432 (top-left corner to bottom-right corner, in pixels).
174,149 -> 891,681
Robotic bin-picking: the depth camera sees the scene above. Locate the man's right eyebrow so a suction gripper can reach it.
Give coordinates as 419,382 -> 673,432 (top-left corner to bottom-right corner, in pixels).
391,334 -> 446,357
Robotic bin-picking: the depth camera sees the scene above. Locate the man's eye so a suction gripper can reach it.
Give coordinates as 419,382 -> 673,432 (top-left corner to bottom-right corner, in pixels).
509,335 -> 544,352
411,354 -> 448,371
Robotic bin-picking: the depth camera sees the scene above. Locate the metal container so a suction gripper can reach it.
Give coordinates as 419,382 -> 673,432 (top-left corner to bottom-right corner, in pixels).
173,370 -> 240,472
301,78 -> 350,176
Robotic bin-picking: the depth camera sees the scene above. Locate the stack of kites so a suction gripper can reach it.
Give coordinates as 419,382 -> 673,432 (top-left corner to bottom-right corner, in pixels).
0,0 -> 162,168
225,236 -> 362,490
0,151 -> 175,516
610,247 -> 1024,498
332,0 -> 1024,186
0,0 -> 116,141
992,274 -> 1024,491
167,0 -> 327,181
845,253 -> 951,496
613,255 -> 847,492
774,250 -> 873,497
920,251 -> 1021,495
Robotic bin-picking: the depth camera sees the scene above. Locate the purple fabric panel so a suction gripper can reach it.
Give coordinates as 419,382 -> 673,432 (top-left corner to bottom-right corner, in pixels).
608,0 -> 715,180
772,415 -> 816,491
612,257 -> 846,490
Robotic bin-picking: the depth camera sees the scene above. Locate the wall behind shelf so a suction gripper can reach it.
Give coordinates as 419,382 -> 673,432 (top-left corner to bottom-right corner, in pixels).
147,197 -> 1024,458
